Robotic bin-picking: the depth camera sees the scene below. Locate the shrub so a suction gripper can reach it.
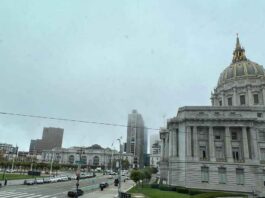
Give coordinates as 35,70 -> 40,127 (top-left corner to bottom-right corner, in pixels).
158,185 -> 176,191
150,183 -> 159,189
194,192 -> 247,198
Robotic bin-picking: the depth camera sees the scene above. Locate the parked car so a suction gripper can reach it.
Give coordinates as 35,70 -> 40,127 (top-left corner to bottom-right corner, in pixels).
43,178 -> 51,183
67,189 -> 84,197
50,177 -> 58,183
24,180 -> 35,185
60,176 -> 68,181
36,179 -> 44,184
108,175 -> 113,179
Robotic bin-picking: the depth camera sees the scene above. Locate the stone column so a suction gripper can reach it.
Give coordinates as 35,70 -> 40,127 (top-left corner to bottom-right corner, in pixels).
165,134 -> 169,161
193,126 -> 198,160
225,127 -> 233,162
247,86 -> 252,106
186,126 -> 192,159
161,138 -> 165,161
233,88 -> 237,106
221,92 -> 225,106
242,127 -> 250,161
169,131 -> 172,157
209,126 -> 216,161
250,127 -> 258,162
172,131 -> 177,157
262,87 -> 265,105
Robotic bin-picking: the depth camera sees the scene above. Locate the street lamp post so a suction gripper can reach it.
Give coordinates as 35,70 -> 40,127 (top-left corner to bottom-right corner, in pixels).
49,151 -> 54,176
76,147 -> 85,198
110,142 -> 114,173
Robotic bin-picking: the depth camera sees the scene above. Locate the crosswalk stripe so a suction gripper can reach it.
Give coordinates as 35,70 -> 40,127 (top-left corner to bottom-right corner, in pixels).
0,191 -> 56,198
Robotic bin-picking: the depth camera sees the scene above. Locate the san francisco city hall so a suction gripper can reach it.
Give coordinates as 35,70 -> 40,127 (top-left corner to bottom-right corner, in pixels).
160,37 -> 265,196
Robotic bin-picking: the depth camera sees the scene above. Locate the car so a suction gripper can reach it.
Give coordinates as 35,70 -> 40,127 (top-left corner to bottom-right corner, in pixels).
67,189 -> 84,197
50,177 -> 58,183
6,169 -> 15,173
24,180 -> 35,185
36,179 -> 44,184
114,178 -> 119,186
99,182 -> 109,191
69,175 -> 77,180
108,175 -> 113,179
43,178 -> 51,183
61,176 -> 68,181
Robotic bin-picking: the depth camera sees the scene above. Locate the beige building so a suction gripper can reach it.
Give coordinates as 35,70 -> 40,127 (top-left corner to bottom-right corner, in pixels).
160,37 -> 265,196
41,144 -> 134,169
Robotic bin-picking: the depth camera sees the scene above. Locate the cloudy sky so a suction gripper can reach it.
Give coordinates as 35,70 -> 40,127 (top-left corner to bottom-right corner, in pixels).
0,0 -> 265,151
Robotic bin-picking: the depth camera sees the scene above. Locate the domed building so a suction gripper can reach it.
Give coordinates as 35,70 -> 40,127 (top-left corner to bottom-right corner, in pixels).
160,37 -> 265,196
212,36 -> 265,107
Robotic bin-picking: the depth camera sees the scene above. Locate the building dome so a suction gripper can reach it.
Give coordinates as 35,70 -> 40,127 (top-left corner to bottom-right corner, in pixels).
217,36 -> 265,86
218,60 -> 265,86
212,36 -> 265,107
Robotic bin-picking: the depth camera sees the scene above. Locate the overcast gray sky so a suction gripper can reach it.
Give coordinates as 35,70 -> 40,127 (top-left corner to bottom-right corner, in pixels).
0,0 -> 265,151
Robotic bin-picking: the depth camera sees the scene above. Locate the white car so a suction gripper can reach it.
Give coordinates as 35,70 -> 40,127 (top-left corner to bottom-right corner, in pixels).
50,177 -> 58,183
36,179 -> 44,184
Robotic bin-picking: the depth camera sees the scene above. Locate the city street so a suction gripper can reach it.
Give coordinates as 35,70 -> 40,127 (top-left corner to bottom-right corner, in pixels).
0,175 -> 129,198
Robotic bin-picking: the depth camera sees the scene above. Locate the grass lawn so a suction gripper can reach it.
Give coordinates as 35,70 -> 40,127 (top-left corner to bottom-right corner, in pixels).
128,186 -> 247,198
129,186 -> 190,198
0,173 -> 44,180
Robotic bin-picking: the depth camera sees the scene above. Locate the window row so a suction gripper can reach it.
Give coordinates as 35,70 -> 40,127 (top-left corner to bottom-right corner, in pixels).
219,93 -> 260,106
201,167 -> 244,185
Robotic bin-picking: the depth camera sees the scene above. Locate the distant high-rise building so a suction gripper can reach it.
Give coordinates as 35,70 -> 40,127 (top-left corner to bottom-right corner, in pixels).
126,110 -> 147,168
149,134 -> 159,154
29,127 -> 64,154
29,139 -> 42,154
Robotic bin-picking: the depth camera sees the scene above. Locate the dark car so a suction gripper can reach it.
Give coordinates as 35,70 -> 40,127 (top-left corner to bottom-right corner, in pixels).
99,182 -> 109,191
67,189 -> 84,197
114,178 -> 119,186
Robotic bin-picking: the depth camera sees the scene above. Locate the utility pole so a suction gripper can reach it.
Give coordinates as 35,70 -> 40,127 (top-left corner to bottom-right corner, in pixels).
117,137 -> 122,198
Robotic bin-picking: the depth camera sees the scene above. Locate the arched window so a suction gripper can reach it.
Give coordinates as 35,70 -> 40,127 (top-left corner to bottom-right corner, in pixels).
81,156 -> 87,164
93,156 -> 100,166
69,155 -> 75,164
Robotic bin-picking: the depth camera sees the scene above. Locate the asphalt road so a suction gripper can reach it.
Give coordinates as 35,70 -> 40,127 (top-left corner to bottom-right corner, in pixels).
0,174 -> 117,198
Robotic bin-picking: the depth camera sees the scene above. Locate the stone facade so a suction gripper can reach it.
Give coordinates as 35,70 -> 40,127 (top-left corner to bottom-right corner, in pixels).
41,144 -> 134,169
161,37 -> 265,196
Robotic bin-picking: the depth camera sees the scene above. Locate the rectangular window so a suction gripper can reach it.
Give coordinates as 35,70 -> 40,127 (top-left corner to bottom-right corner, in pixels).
236,168 -> 244,185
259,132 -> 265,141
228,97 -> 232,106
215,146 -> 224,160
260,148 -> 265,161
199,146 -> 208,160
232,147 -> 240,162
198,131 -> 208,140
218,167 -> 226,184
254,94 -> 259,105
263,170 -> 265,186
219,100 -> 222,106
231,132 -> 237,140
240,95 -> 246,105
201,167 -> 209,183
258,113 -> 263,118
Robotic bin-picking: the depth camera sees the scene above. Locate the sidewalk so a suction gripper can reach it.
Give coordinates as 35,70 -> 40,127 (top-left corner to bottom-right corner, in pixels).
83,180 -> 135,198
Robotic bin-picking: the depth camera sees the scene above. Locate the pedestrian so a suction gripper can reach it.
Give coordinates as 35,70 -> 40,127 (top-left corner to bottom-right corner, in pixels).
4,178 -> 7,186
